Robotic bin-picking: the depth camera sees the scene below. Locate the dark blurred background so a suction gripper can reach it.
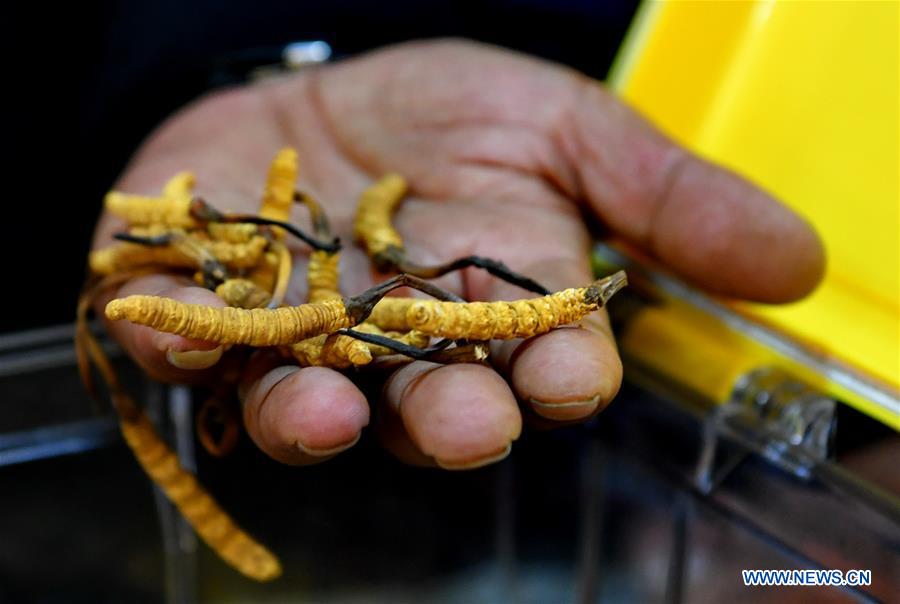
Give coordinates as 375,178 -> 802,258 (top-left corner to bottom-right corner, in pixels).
5,5 -> 900,603
4,0 -> 638,333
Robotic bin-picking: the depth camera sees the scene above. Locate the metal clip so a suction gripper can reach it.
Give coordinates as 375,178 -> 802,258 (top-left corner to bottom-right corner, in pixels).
695,367 -> 836,494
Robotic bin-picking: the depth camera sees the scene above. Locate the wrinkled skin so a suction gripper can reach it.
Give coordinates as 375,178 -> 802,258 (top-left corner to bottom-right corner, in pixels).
95,40 -> 825,469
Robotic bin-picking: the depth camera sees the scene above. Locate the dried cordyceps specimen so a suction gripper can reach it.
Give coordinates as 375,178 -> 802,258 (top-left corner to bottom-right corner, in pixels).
366,296 -> 419,331
259,147 -> 298,225
120,412 -> 280,580
402,271 -> 627,340
76,275 -> 281,582
294,190 -> 341,304
353,173 -> 407,260
189,198 -> 340,253
216,278 -> 273,310
107,272 -> 625,348
352,322 -> 431,357
289,333 -> 374,368
306,250 -> 341,303
92,230 -> 264,280
85,147 -> 628,584
107,295 -> 353,346
353,174 -> 550,295
105,273 -> 462,346
288,191 -> 373,367
288,319 -> 428,369
82,152 -> 328,581
104,171 -> 197,228
266,240 -> 293,308
206,222 -> 260,244
214,279 -> 281,330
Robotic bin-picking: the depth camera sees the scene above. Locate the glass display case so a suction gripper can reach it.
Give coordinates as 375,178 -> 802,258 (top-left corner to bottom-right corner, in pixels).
2,317 -> 897,603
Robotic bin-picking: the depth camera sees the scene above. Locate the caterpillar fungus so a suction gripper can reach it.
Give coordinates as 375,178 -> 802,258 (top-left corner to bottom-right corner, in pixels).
194,234 -> 269,268
366,297 -> 419,331
189,197 -> 340,253
288,245 -> 373,366
207,192 -> 384,368
216,278 -> 274,310
105,274 -> 464,347
76,275 -> 281,582
209,239 -> 372,367
91,232 -> 268,278
246,249 -> 280,293
106,272 -> 625,351
353,173 -> 407,259
343,272 -> 626,358
306,250 -> 341,303
403,271 -> 627,340
352,174 -> 550,295
292,186 -> 343,303
106,297 -> 353,346
288,190 -> 374,366
121,412 -> 281,581
289,333 -> 373,368
351,322 -> 430,357
288,324 -> 430,368
259,147 -> 298,224
105,172 -> 198,228
206,222 -> 259,244
305,182 -> 413,331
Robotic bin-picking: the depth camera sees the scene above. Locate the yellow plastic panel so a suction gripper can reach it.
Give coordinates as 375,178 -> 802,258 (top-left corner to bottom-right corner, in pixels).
610,1 -> 900,406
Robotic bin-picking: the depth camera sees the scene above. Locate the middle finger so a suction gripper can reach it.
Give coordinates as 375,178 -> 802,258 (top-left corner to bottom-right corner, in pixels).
377,361 -> 522,469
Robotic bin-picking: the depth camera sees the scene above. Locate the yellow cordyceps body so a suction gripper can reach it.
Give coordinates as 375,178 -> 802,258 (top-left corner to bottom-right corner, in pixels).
105,192 -> 194,228
106,296 -> 354,346
248,250 -> 279,292
127,224 -> 172,238
216,279 -> 272,309
78,274 -> 281,583
89,242 -> 193,275
307,251 -> 341,303
405,273 -> 627,340
259,147 -> 298,224
105,171 -> 197,228
287,324 -> 429,367
207,222 -> 259,244
161,170 -> 196,201
192,235 -> 269,268
89,235 -> 268,275
353,173 -> 407,256
289,333 -> 373,368
121,412 -> 281,581
290,248 -> 371,366
106,270 -> 626,349
354,322 -> 431,357
367,296 -> 417,331
268,241 -> 293,308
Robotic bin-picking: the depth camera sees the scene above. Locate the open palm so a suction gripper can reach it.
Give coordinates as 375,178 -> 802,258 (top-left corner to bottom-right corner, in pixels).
96,40 -> 824,468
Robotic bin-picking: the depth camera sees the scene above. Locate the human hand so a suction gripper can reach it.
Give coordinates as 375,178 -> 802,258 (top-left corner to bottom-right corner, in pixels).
95,39 -> 824,469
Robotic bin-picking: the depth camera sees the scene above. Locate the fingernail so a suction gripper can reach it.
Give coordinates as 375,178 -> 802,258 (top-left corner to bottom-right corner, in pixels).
529,394 -> 601,420
436,443 -> 512,470
295,431 -> 361,458
166,346 -> 224,370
